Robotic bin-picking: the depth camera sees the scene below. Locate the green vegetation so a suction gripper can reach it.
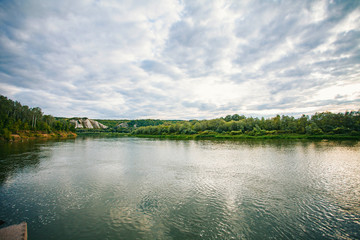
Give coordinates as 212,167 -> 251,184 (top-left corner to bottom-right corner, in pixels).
0,95 -> 76,141
2,94 -> 359,141
92,119 -> 183,133
130,112 -> 360,140
94,119 -> 125,128
75,111 -> 360,140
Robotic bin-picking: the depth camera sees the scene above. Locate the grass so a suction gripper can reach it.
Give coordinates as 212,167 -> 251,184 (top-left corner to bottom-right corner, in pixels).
0,130 -> 77,142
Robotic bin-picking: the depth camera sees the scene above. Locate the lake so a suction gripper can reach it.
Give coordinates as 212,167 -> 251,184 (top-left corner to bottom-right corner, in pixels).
0,137 -> 359,239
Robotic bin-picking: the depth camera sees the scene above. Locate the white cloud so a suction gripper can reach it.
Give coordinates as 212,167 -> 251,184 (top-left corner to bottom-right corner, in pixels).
0,0 -> 359,119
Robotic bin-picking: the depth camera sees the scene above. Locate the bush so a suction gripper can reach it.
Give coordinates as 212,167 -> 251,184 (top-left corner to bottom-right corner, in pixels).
350,130 -> 359,136
230,130 -> 242,135
333,127 -> 350,134
2,128 -> 12,140
306,123 -> 323,135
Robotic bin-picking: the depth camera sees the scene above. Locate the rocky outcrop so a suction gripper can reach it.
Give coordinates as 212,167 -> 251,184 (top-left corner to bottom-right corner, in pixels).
71,120 -> 84,128
117,122 -> 129,128
70,118 -> 108,129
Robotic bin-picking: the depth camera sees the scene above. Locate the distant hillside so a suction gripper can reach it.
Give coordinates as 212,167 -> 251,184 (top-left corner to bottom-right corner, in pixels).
95,119 -> 126,128
70,118 -> 108,129
95,119 -> 183,128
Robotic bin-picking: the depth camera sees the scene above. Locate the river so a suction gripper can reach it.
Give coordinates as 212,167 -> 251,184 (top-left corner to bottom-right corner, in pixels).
0,137 -> 359,239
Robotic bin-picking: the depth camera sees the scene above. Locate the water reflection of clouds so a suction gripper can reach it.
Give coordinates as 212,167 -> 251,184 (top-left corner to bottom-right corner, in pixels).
1,138 -> 360,239
0,141 -> 45,183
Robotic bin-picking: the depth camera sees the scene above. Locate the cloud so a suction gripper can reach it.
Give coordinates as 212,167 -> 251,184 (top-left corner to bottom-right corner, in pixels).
0,0 -> 359,119
140,60 -> 183,79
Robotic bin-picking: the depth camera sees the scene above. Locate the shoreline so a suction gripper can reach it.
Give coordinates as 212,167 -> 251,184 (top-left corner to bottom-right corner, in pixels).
132,133 -> 360,140
76,132 -> 360,141
3,131 -> 359,142
0,130 -> 77,142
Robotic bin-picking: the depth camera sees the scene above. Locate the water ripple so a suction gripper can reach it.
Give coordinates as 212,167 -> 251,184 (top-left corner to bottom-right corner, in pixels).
1,138 -> 360,239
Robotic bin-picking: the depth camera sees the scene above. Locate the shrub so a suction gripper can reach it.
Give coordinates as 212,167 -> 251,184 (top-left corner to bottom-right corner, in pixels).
2,128 -> 12,140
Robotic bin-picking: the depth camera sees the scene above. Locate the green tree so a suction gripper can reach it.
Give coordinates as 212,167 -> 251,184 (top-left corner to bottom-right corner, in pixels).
306,122 -> 323,135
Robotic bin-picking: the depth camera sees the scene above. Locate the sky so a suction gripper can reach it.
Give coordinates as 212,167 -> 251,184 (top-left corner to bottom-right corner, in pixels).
0,0 -> 359,120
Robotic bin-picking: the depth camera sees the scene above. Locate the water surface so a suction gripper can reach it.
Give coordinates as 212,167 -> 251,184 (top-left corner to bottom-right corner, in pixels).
1,137 -> 359,239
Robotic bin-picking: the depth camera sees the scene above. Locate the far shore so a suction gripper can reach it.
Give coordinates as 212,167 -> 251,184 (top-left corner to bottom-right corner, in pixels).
2,131 -> 359,142
75,131 -> 360,141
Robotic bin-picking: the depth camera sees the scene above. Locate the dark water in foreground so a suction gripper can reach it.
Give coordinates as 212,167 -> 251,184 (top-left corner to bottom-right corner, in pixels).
0,137 -> 359,239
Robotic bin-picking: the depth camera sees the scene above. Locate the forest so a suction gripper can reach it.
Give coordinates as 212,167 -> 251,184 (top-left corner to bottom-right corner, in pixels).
0,95 -> 75,140
131,112 -> 360,138
1,94 -> 360,140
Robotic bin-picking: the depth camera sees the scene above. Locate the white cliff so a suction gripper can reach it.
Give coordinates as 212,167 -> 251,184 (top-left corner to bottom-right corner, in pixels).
70,119 -> 84,128
70,118 -> 108,129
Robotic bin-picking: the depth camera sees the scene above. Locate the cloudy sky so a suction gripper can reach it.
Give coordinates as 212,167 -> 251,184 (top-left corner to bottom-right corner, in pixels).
0,0 -> 359,119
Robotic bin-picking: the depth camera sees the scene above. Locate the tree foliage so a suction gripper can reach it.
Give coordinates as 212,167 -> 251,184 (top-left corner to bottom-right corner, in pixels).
2,95 -> 359,139
0,95 -> 75,138
132,112 -> 360,136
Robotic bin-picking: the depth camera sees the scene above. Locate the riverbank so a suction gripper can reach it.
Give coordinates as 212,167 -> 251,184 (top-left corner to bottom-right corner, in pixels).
0,130 -> 77,142
75,131 -> 360,140
133,133 -> 360,140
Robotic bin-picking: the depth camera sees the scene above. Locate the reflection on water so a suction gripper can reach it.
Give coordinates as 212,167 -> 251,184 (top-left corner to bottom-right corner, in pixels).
0,139 -> 76,183
0,138 -> 359,239
0,141 -> 42,183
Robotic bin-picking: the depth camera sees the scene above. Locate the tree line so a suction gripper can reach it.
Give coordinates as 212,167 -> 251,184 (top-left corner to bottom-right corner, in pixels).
0,95 -> 75,139
132,112 -> 360,136
95,119 -> 183,133
2,94 -> 359,139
